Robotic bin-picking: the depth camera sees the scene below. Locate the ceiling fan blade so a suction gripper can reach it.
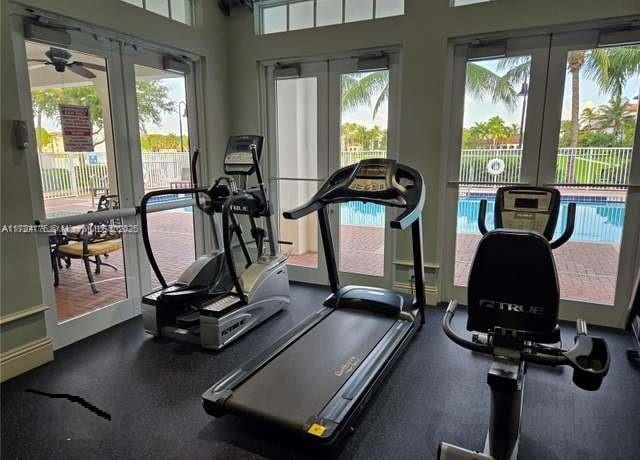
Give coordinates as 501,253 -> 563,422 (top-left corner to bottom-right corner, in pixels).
27,59 -> 48,63
28,64 -> 48,71
76,61 -> 106,73
68,62 -> 96,79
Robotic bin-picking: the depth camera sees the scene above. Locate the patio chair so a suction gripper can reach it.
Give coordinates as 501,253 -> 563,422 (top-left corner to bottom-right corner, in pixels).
56,194 -> 123,294
90,175 -> 109,207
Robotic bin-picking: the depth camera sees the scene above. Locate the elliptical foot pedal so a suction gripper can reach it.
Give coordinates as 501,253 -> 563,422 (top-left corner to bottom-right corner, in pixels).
176,310 -> 201,327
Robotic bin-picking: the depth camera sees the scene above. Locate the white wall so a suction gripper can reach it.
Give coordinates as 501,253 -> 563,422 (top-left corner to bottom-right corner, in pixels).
223,0 -> 640,295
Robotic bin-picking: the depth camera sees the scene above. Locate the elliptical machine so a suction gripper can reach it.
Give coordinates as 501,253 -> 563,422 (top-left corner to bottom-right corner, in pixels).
140,135 -> 290,350
438,186 -> 611,460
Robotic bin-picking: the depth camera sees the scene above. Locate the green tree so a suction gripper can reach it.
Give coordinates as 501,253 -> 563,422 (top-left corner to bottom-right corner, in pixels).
135,80 -> 175,133
596,96 -> 635,141
31,80 -> 175,148
31,89 -> 61,148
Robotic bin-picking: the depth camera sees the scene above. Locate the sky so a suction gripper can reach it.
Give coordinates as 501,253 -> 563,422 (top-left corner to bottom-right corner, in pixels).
463,56 -> 640,129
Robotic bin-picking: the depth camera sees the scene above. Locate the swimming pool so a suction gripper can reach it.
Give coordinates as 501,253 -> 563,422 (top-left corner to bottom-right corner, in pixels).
458,196 -> 624,243
340,197 -> 625,243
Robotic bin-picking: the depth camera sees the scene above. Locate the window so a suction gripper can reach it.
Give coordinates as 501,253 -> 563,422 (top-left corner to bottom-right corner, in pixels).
257,0 -> 404,35
121,0 -> 194,25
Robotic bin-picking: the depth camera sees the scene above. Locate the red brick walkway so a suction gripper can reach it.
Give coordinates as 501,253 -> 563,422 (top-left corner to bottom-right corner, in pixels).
54,210 -> 195,322
455,233 -> 619,305
53,212 -> 618,321
287,224 -> 385,277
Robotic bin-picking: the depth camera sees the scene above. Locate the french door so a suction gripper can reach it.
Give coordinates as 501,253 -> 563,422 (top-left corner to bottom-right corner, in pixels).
265,52 -> 399,288
443,28 -> 640,328
11,10 -> 202,348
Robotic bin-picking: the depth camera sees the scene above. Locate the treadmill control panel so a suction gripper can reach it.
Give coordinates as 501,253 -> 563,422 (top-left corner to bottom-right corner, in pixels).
498,188 -> 556,236
201,295 -> 241,313
348,160 -> 391,193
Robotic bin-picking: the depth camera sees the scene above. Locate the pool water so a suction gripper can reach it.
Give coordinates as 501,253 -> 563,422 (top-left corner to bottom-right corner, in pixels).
457,197 -> 625,243
340,197 -> 625,244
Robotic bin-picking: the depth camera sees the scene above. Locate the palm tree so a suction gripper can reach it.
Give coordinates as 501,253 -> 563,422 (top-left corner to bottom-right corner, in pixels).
342,59 -> 529,120
596,96 -> 635,141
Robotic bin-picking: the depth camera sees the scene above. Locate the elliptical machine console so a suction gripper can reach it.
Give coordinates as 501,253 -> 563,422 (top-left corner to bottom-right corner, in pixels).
439,186 -> 610,460
140,135 -> 289,350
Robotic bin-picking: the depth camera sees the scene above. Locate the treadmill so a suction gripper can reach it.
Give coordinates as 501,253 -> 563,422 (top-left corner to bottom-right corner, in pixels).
202,158 -> 426,444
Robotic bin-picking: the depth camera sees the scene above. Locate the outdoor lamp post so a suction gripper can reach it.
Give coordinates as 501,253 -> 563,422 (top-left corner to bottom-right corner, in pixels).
178,101 -> 186,152
517,81 -> 529,148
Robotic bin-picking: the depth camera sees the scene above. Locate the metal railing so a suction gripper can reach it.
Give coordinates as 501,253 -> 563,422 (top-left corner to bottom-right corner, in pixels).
39,147 -> 632,200
340,149 -> 387,167
458,147 -> 633,187
38,152 -> 190,199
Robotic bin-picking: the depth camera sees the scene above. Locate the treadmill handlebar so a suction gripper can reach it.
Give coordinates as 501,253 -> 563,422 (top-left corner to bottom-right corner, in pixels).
283,160 -> 425,230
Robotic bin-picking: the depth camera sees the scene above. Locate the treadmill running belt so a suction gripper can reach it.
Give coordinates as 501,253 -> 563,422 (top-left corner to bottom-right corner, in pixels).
226,309 -> 396,429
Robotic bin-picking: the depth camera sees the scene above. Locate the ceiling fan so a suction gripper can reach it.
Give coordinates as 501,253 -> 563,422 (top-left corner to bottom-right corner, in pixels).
28,47 -> 106,79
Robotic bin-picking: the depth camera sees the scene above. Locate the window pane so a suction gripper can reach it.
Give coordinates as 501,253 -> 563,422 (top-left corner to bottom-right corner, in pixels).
375,0 -> 404,18
454,55 -> 532,286
122,0 -> 143,6
339,70 -> 390,277
550,45 -> 639,305
345,0 -> 373,23
146,0 -> 170,17
289,1 -> 314,30
170,0 -> 192,25
148,207 -> 196,290
263,5 -> 287,34
276,77 -> 319,268
316,0 -> 342,26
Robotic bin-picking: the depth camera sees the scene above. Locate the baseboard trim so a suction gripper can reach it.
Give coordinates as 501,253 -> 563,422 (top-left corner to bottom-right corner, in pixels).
1,337 -> 53,382
0,304 -> 49,325
394,282 -> 439,306
392,259 -> 440,270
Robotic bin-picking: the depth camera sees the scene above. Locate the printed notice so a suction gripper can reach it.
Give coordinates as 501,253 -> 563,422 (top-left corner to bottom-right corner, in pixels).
59,104 -> 94,152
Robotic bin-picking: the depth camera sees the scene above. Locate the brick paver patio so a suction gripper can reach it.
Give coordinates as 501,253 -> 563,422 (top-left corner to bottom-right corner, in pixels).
455,233 -> 619,305
48,193 -> 618,321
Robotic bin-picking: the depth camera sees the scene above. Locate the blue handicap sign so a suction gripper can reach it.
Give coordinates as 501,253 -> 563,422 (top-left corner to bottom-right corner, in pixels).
88,154 -> 99,165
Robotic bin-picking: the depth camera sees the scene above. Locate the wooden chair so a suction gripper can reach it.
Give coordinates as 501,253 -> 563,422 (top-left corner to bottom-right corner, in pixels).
56,195 -> 123,294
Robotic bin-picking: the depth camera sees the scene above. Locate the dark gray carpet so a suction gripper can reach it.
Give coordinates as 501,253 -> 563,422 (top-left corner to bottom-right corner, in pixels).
2,284 -> 639,459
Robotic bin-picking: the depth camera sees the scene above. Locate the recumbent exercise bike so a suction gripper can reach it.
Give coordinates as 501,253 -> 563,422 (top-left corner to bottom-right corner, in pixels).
438,186 -> 610,460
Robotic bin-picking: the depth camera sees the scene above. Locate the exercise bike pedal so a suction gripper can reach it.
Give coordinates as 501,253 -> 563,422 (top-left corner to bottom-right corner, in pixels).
176,310 -> 201,327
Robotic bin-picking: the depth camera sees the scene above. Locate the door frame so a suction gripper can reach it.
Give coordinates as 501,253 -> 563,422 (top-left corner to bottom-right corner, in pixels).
439,35 -> 552,304
120,45 -> 205,300
265,60 -> 330,285
9,6 -> 206,348
537,29 -> 640,327
328,54 -> 401,289
439,27 -> 640,328
10,14 -> 140,348
263,50 -> 401,289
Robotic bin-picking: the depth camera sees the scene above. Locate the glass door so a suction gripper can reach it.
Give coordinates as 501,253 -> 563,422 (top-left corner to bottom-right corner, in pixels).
121,46 -> 202,298
444,29 -> 640,327
15,22 -> 141,348
538,30 -> 640,327
330,54 -> 400,288
444,36 -> 551,302
266,61 -> 329,285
